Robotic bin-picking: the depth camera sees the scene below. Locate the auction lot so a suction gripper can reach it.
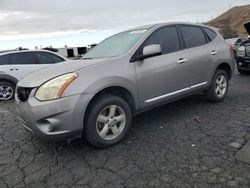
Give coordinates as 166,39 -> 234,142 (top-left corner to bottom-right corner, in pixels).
0,73 -> 250,188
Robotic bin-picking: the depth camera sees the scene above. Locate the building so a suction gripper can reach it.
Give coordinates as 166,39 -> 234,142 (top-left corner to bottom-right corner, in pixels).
57,46 -> 88,58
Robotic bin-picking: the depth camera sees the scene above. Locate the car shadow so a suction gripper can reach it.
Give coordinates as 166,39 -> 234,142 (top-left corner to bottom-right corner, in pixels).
31,93 -> 208,151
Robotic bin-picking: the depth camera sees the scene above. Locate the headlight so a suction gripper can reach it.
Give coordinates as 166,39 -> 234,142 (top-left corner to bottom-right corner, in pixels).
35,73 -> 78,101
237,46 -> 246,57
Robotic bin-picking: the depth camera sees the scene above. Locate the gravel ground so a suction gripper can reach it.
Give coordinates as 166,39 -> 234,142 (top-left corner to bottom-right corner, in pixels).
0,73 -> 250,188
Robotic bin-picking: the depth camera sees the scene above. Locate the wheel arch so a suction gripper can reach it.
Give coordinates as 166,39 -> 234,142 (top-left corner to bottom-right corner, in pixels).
216,63 -> 232,79
86,86 -> 136,113
0,74 -> 18,86
83,86 -> 136,128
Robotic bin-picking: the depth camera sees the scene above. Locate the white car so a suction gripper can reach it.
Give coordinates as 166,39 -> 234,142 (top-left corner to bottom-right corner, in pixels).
0,50 -> 67,101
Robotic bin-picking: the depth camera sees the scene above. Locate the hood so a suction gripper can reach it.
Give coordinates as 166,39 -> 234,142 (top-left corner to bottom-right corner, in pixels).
18,59 -> 107,87
244,21 -> 250,35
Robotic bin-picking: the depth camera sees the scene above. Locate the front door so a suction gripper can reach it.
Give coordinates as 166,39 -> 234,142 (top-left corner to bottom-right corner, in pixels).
134,25 -> 195,108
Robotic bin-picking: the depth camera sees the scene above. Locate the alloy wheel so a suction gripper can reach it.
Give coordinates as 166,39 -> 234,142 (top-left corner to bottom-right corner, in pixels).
215,75 -> 227,98
96,105 -> 126,140
0,85 -> 14,101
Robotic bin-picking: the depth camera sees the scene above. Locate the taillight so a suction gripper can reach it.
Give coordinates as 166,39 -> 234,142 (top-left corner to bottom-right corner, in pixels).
227,43 -> 234,54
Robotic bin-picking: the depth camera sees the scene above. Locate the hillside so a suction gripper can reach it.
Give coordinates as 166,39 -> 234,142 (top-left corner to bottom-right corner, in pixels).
206,4 -> 250,37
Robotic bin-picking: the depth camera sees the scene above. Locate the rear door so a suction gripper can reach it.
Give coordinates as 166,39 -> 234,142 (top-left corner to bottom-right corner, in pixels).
177,25 -> 215,85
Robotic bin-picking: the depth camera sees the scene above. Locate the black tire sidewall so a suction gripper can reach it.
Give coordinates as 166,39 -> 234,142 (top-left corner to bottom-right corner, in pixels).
84,95 -> 132,148
207,70 -> 229,102
0,81 -> 15,101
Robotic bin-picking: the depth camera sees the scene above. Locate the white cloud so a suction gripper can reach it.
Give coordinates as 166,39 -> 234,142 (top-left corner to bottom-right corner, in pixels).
0,0 -> 249,47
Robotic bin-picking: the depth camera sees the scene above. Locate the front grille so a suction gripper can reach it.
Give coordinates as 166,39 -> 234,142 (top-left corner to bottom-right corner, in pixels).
246,46 -> 250,57
16,87 -> 33,102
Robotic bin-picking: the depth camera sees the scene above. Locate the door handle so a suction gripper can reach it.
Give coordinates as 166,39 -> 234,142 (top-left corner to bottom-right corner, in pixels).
210,50 -> 218,55
9,68 -> 18,71
177,58 -> 187,64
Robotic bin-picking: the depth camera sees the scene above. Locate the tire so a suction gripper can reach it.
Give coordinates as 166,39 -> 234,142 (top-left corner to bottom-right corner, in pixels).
84,95 -> 132,148
206,70 -> 229,102
0,81 -> 15,101
237,68 -> 250,75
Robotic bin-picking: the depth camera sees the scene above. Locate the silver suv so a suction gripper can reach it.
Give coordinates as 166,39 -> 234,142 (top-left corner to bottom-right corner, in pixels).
0,50 -> 66,101
16,23 -> 235,148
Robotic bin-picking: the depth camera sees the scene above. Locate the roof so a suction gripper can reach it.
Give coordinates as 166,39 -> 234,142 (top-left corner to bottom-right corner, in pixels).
125,22 -> 217,32
0,50 -> 67,60
0,50 -> 58,56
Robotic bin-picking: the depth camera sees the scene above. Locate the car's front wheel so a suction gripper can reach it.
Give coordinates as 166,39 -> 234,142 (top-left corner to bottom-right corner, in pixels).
206,70 -> 229,102
84,95 -> 132,148
0,81 -> 15,101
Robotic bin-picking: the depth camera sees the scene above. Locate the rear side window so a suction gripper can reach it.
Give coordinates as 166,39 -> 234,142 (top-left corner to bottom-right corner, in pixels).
179,25 -> 206,48
35,52 -> 65,64
204,27 -> 217,41
141,26 -> 181,55
0,55 -> 9,65
10,52 -> 37,65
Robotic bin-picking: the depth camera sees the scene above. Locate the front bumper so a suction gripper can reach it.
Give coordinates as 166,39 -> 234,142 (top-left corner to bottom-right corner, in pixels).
236,56 -> 250,70
16,89 -> 89,141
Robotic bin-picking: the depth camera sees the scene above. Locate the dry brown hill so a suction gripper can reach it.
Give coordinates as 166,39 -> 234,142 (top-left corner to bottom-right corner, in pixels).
206,4 -> 250,37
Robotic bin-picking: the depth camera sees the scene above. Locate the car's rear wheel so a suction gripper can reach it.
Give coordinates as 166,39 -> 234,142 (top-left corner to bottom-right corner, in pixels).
0,81 -> 15,101
84,95 -> 132,148
206,70 -> 229,102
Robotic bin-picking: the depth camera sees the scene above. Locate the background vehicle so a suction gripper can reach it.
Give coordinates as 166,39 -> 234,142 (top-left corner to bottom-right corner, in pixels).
0,47 -> 29,54
225,37 -> 248,55
0,50 -> 67,101
16,23 -> 235,148
236,39 -> 250,74
235,22 -> 250,75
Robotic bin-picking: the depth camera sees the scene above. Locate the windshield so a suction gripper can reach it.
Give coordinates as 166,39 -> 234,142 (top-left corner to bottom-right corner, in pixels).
225,38 -> 237,45
82,29 -> 147,59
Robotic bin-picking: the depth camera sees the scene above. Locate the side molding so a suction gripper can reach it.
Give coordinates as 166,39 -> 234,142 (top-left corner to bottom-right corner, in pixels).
145,82 -> 207,103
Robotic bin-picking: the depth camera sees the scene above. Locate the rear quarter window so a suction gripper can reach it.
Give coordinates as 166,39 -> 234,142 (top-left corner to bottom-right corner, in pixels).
204,27 -> 217,41
35,52 -> 65,64
0,55 -> 9,65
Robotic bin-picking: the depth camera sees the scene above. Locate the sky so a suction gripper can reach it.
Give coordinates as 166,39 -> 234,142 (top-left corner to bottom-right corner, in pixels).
0,0 -> 249,50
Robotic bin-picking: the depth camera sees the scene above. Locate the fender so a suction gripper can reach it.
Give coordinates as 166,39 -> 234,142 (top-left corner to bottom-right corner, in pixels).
65,76 -> 139,110
0,74 -> 18,85
87,78 -> 139,107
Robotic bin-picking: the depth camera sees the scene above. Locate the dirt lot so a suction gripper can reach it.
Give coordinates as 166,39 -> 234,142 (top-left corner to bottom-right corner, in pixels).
0,73 -> 250,188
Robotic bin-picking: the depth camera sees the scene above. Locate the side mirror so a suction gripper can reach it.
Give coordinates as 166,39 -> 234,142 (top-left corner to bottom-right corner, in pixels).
143,44 -> 162,57
132,44 -> 162,62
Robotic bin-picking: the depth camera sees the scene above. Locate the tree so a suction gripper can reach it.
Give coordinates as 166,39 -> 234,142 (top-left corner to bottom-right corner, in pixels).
220,26 -> 238,39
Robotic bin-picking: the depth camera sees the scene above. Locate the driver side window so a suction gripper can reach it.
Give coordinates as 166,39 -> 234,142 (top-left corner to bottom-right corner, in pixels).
139,26 -> 181,56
